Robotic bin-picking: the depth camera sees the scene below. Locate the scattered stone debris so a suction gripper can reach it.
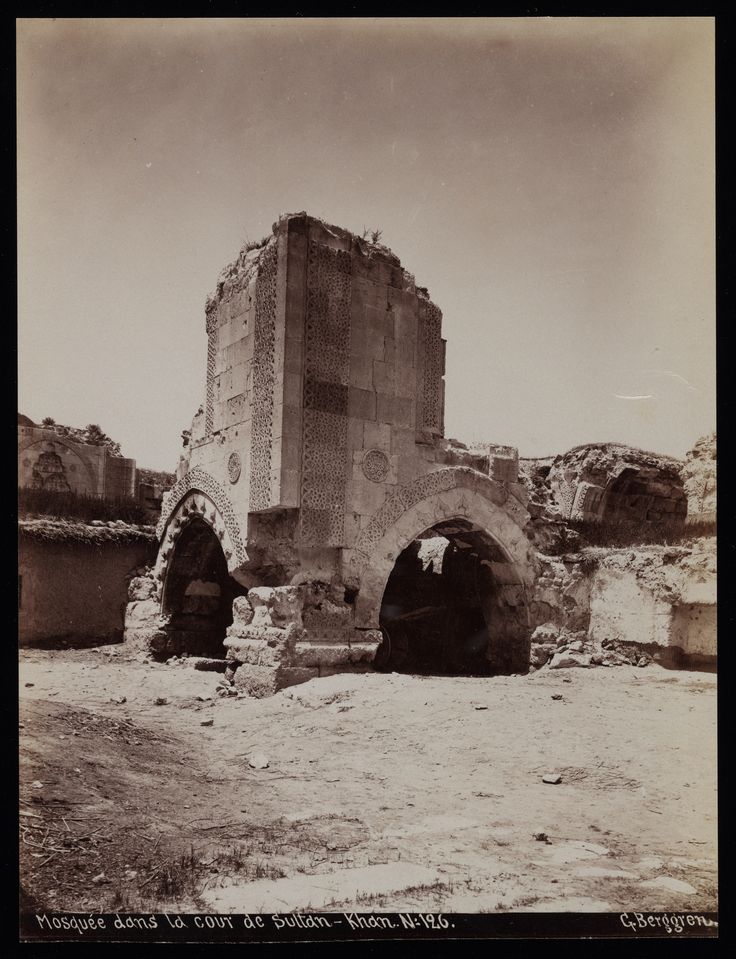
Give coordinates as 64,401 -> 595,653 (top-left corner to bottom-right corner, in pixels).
533,831 -> 551,843
551,694 -> 563,701
153,697 -> 169,706
200,718 -> 214,727
548,652 -> 592,670
111,695 -> 127,704
542,773 -> 562,785
248,754 -> 270,769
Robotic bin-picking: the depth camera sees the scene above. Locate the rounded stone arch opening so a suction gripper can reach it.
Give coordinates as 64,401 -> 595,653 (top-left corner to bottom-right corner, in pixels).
597,468 -> 688,526
351,484 -> 535,676
19,437 -> 98,496
156,489 -> 248,657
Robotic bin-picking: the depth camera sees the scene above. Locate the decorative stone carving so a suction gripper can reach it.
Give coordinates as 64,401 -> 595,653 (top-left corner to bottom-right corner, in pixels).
353,466 -> 525,561
227,451 -> 242,484
204,308 -> 218,436
249,242 -> 278,511
157,466 -> 245,565
299,241 -> 352,546
417,299 -> 443,432
362,448 -> 390,484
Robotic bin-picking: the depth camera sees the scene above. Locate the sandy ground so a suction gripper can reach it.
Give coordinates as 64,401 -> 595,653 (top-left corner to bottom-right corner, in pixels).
19,647 -> 717,914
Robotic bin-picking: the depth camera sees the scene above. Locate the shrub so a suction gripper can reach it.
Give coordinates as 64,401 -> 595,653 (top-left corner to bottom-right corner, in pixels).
18,487 -> 151,525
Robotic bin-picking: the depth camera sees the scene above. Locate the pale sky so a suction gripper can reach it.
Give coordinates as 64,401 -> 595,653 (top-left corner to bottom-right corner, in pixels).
17,17 -> 715,471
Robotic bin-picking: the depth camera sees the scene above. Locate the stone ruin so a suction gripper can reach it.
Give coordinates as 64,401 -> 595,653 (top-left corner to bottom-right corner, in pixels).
124,213 -> 537,693
123,213 -> 715,693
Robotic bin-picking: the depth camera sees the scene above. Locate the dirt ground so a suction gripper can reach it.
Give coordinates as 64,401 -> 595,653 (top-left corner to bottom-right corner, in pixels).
19,646 -> 717,915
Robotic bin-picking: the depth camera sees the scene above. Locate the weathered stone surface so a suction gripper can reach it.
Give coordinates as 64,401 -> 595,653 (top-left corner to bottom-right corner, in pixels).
225,623 -> 298,648
530,644 -> 553,666
548,651 -> 592,669
589,540 -> 716,658
232,595 -> 254,627
545,442 -> 687,525
123,627 -> 168,653
347,642 -> 379,664
123,599 -> 162,628
225,639 -> 285,667
128,575 -> 157,601
233,664 -> 318,698
531,622 -> 560,645
248,586 -> 305,628
291,642 -> 353,668
681,432 -> 716,523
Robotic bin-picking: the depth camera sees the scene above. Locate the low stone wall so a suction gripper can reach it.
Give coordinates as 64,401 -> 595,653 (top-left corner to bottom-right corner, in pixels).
19,521 -> 157,646
223,585 -> 381,697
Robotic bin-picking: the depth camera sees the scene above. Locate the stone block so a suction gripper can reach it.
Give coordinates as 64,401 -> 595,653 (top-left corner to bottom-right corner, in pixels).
226,393 -> 248,425
278,438 -> 300,473
225,638 -> 284,667
231,664 -> 289,698
396,335 -> 417,370
393,396 -> 413,428
347,642 -> 379,663
291,642 -> 353,667
279,469 -> 300,506
231,595 -> 254,628
373,359 -> 395,393
364,420 -> 391,450
530,643 -> 556,666
302,598 -> 353,629
367,307 -> 394,341
124,626 -> 168,653
548,651 -> 593,669
348,387 -> 377,421
283,370 -> 302,407
530,622 -> 560,645
376,392 -> 393,425
347,416 -> 364,449
225,623 -> 294,646
124,599 -> 162,629
350,478 -> 387,516
349,351 -> 374,391
391,427 -> 417,455
248,586 -> 306,627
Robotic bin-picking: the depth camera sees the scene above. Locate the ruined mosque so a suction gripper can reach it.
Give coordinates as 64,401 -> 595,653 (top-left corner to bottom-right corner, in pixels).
122,213 -> 715,695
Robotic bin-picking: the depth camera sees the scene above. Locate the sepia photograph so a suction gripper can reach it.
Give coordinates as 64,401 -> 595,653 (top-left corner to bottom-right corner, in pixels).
18,16 -> 717,941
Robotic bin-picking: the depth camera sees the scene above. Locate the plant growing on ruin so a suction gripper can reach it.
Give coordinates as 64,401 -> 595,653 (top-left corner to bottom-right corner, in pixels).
19,486 -> 150,525
83,424 -> 122,456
